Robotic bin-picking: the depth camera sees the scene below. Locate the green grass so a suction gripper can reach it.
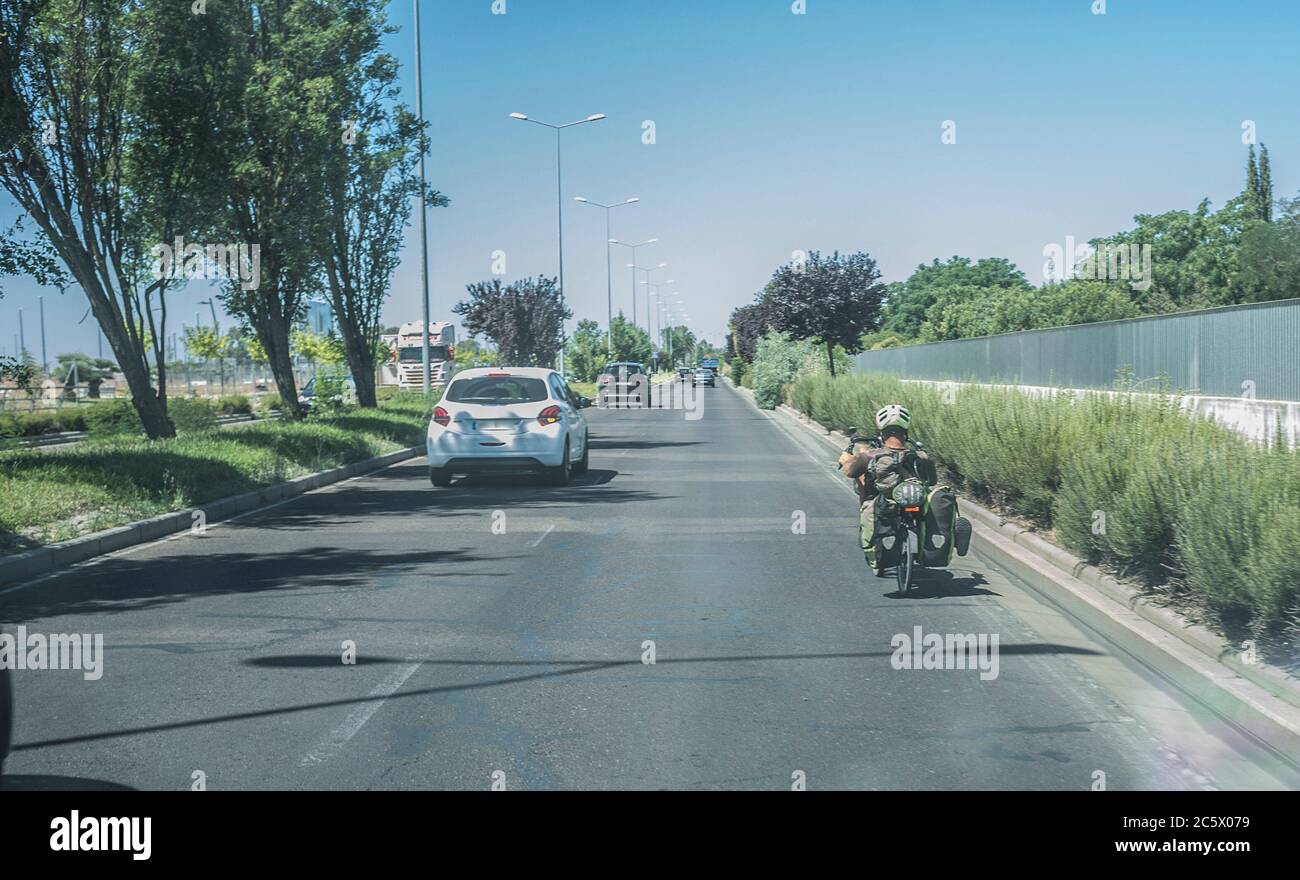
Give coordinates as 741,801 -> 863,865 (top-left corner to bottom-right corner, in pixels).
788,371 -> 1300,654
568,381 -> 598,400
0,394 -> 431,555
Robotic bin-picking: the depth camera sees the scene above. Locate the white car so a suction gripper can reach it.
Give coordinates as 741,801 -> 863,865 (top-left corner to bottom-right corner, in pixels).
426,367 -> 592,487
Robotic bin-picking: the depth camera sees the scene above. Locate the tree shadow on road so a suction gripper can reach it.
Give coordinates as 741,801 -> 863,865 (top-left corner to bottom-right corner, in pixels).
587,439 -> 703,450
0,546 -> 499,622
11,644 -> 1104,754
239,468 -> 666,531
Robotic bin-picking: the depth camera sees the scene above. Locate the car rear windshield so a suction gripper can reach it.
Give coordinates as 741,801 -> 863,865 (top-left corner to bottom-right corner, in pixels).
445,376 -> 549,404
601,363 -> 644,375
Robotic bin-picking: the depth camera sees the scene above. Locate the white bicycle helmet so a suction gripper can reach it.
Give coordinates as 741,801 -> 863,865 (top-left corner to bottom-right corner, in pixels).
875,404 -> 911,432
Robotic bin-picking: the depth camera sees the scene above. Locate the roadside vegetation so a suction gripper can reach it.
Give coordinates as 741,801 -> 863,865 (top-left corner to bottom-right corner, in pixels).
0,395 -> 255,438
723,149 -> 1297,380
0,394 -> 432,556
787,371 -> 1300,657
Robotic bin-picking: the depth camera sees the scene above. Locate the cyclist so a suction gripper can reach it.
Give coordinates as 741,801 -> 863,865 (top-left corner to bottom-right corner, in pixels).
838,404 -> 970,571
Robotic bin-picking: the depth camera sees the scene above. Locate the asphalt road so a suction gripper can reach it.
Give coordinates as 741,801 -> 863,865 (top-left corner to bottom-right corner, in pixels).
2,382 -> 1297,790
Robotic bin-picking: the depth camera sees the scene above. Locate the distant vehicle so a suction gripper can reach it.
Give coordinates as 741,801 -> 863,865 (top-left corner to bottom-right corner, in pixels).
299,375 -> 357,409
384,321 -> 457,389
598,361 -> 647,405
692,368 -> 715,387
676,367 -> 690,380
699,355 -> 720,371
426,367 -> 592,487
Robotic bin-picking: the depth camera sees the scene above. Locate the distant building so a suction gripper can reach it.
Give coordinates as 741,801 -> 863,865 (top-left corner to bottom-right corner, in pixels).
302,298 -> 335,336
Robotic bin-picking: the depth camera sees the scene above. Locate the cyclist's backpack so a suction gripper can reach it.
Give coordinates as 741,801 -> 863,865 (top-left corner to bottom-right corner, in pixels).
922,486 -> 958,567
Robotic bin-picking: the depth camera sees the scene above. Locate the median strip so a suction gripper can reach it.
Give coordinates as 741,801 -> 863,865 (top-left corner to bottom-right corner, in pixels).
0,443 -> 424,591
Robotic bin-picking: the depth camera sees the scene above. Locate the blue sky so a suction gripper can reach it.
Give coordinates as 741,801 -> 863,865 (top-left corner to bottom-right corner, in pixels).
3,0 -> 1298,359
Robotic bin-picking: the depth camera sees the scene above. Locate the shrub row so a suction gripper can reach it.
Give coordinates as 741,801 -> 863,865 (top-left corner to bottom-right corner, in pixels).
0,394 -> 255,438
787,371 -> 1300,649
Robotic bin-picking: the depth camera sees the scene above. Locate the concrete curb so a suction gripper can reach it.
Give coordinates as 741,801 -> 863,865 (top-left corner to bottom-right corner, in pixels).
0,444 -> 423,588
766,397 -> 1300,763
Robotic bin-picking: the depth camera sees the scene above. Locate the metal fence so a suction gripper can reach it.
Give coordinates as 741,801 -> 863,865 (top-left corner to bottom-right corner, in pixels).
853,298 -> 1300,402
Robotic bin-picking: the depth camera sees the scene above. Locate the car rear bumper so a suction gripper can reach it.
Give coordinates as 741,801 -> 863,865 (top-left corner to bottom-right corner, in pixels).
427,431 -> 566,469
437,456 -> 552,474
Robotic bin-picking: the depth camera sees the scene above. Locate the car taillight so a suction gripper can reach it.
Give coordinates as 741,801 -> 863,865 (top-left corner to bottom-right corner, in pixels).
538,405 -> 561,426
433,406 -> 450,427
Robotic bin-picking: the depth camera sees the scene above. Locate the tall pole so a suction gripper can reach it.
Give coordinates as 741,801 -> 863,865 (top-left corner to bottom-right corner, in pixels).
511,113 -> 604,372
39,295 -> 47,372
604,209 -> 612,356
555,127 -> 564,375
414,0 -> 431,394
18,308 -> 25,361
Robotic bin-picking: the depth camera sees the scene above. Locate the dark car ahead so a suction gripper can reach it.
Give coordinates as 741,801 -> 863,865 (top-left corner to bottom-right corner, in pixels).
692,368 -> 716,387
598,362 -> 647,404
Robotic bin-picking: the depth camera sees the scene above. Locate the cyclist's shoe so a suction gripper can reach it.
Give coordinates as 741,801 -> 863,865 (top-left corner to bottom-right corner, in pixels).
954,516 -> 972,557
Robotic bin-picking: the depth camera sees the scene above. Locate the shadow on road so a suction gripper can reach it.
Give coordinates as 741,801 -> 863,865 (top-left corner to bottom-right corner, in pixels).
883,569 -> 998,600
0,774 -> 136,791
13,644 -> 1104,753
1,547 -> 496,621
587,439 -> 703,450
244,468 -> 665,530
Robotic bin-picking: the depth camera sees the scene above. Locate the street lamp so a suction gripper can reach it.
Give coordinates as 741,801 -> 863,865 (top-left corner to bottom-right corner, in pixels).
575,196 -> 639,356
640,277 -> 675,350
413,0 -> 433,393
609,238 -> 657,331
635,264 -> 669,336
510,111 -> 606,372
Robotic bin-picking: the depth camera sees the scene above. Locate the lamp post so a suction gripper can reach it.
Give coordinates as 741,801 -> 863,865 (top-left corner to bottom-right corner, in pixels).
38,295 -> 47,373
575,196 -> 639,357
636,265 -> 669,340
609,238 -> 657,332
510,111 -> 606,373
413,0 -> 433,393
627,261 -> 666,332
640,277 -> 675,350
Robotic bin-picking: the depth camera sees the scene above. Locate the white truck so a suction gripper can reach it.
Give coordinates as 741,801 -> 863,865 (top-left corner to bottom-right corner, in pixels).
379,321 -> 457,389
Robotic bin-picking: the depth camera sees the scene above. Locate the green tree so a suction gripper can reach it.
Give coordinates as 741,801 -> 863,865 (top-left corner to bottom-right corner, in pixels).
53,353 -> 118,398
215,0 -> 376,420
727,294 -> 776,363
0,354 -> 38,396
766,250 -> 888,375
453,276 -> 571,367
1237,194 -> 1300,303
320,1 -> 447,407
882,256 -> 1031,340
452,338 -> 496,370
607,314 -> 652,366
564,320 -> 606,382
1258,145 -> 1274,223
292,329 -> 346,374
0,0 -> 228,437
0,217 -> 68,298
